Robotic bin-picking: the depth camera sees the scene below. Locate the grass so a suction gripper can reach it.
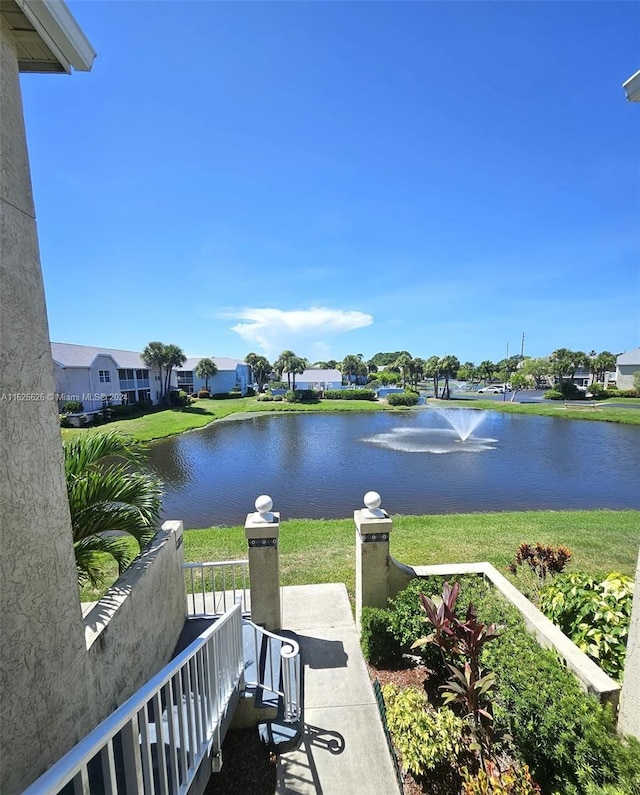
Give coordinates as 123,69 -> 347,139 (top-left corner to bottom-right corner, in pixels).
438,396 -> 640,424
80,509 -> 640,604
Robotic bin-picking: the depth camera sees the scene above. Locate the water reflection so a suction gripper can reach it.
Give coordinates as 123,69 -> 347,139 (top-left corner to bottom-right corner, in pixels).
145,410 -> 640,528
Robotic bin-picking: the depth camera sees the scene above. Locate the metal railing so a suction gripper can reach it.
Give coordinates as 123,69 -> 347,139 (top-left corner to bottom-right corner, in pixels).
23,603 -> 244,795
184,560 -> 249,616
244,619 -> 302,723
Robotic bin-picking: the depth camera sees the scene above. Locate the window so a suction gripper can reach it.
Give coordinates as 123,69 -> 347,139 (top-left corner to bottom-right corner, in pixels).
137,389 -> 151,403
118,368 -> 134,380
99,370 -> 111,383
136,369 -> 149,380
122,390 -> 136,405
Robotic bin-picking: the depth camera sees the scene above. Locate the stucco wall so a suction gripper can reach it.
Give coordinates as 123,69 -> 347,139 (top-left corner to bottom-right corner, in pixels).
617,364 -> 639,390
0,18 -> 94,792
84,522 -> 187,721
618,552 -> 640,739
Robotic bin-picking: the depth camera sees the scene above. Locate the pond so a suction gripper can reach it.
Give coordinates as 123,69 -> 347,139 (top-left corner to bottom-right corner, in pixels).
146,409 -> 640,528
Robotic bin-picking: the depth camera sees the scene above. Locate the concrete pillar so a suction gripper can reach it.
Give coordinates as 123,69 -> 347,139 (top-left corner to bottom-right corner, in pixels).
355,492 -> 393,628
245,495 -> 281,631
0,18 -> 93,793
618,550 -> 640,739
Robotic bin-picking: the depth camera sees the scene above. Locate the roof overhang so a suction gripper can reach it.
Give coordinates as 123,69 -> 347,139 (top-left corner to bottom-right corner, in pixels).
1,0 -> 95,73
622,69 -> 640,103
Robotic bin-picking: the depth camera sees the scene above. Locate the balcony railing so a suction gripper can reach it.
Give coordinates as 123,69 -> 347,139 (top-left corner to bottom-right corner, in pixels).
184,560 -> 249,616
23,603 -> 244,795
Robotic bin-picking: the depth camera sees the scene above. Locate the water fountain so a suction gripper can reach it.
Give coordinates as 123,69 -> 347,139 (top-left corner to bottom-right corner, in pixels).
361,408 -> 497,454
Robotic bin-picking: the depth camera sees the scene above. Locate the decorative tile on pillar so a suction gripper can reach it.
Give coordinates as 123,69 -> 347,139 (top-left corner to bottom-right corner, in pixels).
361,533 -> 390,543
248,538 -> 277,548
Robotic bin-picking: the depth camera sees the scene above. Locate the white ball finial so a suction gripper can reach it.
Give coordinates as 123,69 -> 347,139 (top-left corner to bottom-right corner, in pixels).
363,491 -> 385,518
254,494 -> 274,522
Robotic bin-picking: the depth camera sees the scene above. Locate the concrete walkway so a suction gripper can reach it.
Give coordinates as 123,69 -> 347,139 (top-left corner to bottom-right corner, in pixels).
276,584 -> 401,794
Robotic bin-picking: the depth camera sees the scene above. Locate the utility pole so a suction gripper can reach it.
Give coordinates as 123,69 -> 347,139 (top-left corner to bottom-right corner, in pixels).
503,341 -> 509,401
521,332 -> 525,359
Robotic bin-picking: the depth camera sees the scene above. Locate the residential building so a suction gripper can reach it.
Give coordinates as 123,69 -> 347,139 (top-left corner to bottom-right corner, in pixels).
176,356 -> 252,395
615,347 -> 640,390
51,342 -> 163,410
282,368 -> 343,391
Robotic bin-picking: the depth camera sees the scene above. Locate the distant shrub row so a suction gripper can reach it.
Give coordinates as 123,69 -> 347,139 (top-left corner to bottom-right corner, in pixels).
323,389 -> 376,401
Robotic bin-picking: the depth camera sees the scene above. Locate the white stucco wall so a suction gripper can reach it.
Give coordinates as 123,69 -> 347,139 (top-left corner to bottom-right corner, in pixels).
0,19 -> 94,792
617,364 -> 639,390
84,523 -> 187,720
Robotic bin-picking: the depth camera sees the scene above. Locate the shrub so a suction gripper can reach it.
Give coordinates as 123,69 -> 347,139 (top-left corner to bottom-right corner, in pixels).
256,394 -> 274,402
273,395 -> 283,402
506,542 -> 572,598
461,760 -> 540,794
544,389 -> 564,400
323,389 -> 377,400
538,572 -> 634,680
284,390 -> 296,403
59,414 -> 71,427
382,684 -> 465,778
110,403 -> 134,417
484,621 -> 632,794
269,381 -> 287,390
62,400 -> 83,413
292,389 -> 320,403
360,607 -> 401,666
211,392 -> 236,400
388,391 -> 420,406
246,386 -> 255,397
170,389 -> 190,407
588,383 -> 607,398
197,389 -> 210,399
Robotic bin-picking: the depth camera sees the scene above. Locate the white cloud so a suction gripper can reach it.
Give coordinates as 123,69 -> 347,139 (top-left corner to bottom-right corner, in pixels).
229,306 -> 373,359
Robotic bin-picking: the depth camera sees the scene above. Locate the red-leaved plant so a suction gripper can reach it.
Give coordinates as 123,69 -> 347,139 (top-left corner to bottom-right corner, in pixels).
412,581 -> 502,764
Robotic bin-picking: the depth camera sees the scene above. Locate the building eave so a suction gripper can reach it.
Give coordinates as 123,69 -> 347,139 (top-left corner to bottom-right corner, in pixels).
623,69 -> 640,103
11,0 -> 95,73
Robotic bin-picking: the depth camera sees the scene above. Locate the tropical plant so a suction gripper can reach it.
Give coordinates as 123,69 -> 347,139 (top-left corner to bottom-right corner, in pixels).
64,432 -> 163,587
195,357 -> 218,391
142,341 -> 167,403
478,360 -> 496,384
382,684 -> 465,778
412,582 -> 501,762
245,352 -> 272,391
439,355 -> 461,399
424,355 -> 441,396
393,353 -> 414,388
340,353 -> 367,384
539,572 -> 634,680
461,760 -> 540,795
506,542 -> 571,597
142,341 -> 187,405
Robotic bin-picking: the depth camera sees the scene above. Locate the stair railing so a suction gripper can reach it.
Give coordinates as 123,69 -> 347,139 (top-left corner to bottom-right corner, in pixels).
23,602 -> 244,795
244,620 -> 302,723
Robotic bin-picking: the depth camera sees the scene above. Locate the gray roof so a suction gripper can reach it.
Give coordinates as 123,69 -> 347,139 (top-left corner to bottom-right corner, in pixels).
284,369 -> 343,382
52,344 -> 249,373
51,342 -> 148,369
180,357 -> 248,372
616,347 -> 640,366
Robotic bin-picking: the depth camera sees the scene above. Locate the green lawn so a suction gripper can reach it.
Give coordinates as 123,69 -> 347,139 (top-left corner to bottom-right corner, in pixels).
436,397 -> 640,425
80,509 -> 638,604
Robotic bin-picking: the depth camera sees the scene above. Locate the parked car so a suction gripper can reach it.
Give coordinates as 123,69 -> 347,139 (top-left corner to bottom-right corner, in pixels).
478,385 -> 506,394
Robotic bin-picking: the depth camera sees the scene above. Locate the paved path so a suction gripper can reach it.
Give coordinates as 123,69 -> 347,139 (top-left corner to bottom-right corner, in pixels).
276,584 -> 400,795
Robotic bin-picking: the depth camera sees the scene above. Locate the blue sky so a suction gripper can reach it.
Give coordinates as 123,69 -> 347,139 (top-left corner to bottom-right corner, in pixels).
21,1 -> 639,365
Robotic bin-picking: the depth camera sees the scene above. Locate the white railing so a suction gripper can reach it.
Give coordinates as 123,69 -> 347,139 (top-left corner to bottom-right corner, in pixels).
244,619 -> 302,723
23,603 -> 244,795
184,560 -> 249,616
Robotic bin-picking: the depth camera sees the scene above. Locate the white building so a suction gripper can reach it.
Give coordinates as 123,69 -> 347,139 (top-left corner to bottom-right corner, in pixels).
176,356 -> 252,395
281,368 -> 343,391
615,347 -> 640,390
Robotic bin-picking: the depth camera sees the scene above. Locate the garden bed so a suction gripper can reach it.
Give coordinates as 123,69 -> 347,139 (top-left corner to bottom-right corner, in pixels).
362,573 -> 639,795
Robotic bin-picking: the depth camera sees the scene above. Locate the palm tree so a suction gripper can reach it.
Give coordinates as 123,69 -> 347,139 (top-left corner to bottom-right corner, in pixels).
245,353 -> 272,392
274,350 -> 296,387
163,344 -> 187,403
393,353 -> 414,388
142,341 -> 167,403
424,356 -> 440,397
289,356 -> 307,390
341,354 -> 363,384
64,432 -> 163,587
195,357 -> 218,391
438,355 -> 460,399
